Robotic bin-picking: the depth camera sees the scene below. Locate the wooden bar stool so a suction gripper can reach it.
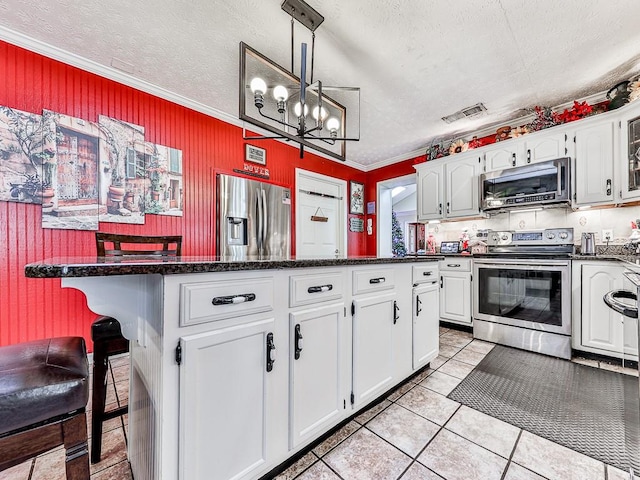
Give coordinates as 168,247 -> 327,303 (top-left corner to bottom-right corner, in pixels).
91,232 -> 182,463
0,337 -> 90,479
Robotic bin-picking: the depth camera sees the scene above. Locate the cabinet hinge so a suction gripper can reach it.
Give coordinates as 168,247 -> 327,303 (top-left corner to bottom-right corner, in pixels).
175,343 -> 182,366
351,302 -> 355,316
350,392 -> 355,405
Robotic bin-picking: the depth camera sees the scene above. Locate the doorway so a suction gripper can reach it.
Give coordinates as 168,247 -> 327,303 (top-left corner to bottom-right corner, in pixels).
296,169 -> 347,258
377,174 -> 417,257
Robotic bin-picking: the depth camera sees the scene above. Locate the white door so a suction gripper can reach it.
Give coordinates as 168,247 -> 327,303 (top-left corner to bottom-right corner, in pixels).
523,131 -> 568,164
413,282 -> 439,370
352,292 -> 396,408
296,169 -> 346,258
483,143 -> 521,171
289,303 -> 346,448
581,264 -> 623,353
445,155 -> 481,218
178,318 -> 276,480
440,272 -> 472,325
574,120 -> 615,206
416,164 -> 443,220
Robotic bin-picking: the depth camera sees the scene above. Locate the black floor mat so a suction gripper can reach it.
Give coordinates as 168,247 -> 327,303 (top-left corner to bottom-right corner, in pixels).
448,345 -> 640,473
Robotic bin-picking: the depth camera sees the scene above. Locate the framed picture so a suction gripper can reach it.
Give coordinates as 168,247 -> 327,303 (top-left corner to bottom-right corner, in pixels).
245,143 -> 266,165
350,181 -> 364,215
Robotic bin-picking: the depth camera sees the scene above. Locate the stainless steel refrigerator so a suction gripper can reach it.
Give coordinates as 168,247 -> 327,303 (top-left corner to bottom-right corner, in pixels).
216,173 -> 291,259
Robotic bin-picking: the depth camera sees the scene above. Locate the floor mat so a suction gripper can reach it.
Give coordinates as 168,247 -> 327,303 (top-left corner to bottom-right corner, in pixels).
448,345 -> 640,472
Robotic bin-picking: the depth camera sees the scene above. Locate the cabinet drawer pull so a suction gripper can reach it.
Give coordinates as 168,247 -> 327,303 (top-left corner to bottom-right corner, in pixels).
212,293 -> 256,305
369,277 -> 386,284
512,152 -> 516,166
266,332 -> 276,372
447,264 -> 461,268
307,284 -> 333,293
416,295 -> 422,316
422,271 -> 433,276
294,324 -> 304,360
393,300 -> 399,324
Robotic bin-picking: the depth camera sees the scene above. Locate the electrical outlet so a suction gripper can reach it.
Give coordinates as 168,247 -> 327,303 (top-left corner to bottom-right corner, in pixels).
602,229 -> 613,242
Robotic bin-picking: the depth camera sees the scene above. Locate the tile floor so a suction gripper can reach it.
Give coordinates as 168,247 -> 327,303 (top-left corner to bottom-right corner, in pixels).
1,328 -> 636,480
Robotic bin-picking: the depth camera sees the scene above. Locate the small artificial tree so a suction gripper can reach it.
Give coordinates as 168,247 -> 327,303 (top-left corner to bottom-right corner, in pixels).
391,211 -> 407,257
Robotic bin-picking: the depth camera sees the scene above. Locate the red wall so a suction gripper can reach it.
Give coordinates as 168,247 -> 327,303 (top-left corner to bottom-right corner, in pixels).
0,40 -> 373,349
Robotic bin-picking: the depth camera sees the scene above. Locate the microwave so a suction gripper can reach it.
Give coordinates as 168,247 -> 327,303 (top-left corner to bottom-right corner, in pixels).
480,157 -> 571,211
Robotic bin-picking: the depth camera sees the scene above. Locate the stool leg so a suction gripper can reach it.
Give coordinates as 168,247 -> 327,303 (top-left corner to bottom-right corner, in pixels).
91,343 -> 108,464
63,413 -> 90,480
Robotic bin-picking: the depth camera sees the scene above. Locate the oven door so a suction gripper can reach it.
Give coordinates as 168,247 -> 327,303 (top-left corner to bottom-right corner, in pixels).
473,258 -> 571,335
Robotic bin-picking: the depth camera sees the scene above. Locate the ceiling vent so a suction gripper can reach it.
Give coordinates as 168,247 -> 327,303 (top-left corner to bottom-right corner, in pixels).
442,103 -> 487,124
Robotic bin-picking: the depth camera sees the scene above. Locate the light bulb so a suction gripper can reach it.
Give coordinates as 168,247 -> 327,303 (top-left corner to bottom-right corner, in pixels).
326,117 -> 340,134
249,77 -> 267,95
273,85 -> 289,102
312,106 -> 328,121
294,102 -> 309,117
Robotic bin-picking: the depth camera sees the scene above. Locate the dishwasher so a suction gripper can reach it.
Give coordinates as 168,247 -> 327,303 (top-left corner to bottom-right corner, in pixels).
412,263 -> 440,370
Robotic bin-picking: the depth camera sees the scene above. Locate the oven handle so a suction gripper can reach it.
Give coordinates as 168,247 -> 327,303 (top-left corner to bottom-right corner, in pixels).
474,261 -> 570,269
603,289 -> 638,319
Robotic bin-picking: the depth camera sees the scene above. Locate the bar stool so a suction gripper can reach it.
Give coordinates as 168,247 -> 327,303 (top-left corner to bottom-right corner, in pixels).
0,337 -> 90,479
91,232 -> 182,463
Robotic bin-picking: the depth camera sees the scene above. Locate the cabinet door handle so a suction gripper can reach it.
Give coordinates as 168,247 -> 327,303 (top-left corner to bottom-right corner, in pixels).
266,332 -> 276,372
416,295 -> 422,316
212,293 -> 256,305
447,263 -> 461,268
446,202 -> 450,214
440,276 -> 443,288
439,203 -> 442,215
369,277 -> 386,284
512,153 -> 516,166
294,324 -> 303,360
606,178 -> 612,196
308,284 -> 333,293
526,149 -> 531,163
393,300 -> 399,324
422,271 -> 433,276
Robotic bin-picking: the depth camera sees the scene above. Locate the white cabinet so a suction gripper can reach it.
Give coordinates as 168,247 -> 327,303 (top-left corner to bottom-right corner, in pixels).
413,281 -> 439,369
179,317 -> 279,480
415,153 -> 482,221
351,291 -> 397,408
439,258 -> 472,326
483,143 -> 520,172
289,303 -> 346,448
573,262 -> 638,360
573,119 -> 615,206
618,101 -> 640,202
483,130 -> 567,172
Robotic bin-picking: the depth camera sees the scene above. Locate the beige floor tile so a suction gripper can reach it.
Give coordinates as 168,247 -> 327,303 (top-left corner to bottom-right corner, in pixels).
399,462 -> 444,479
324,428 -> 411,480
439,334 -> 473,349
0,460 -> 32,480
439,327 -> 450,335
90,460 -> 133,480
89,427 -> 129,475
354,399 -> 392,425
312,421 -> 360,457
445,406 -> 520,458
31,449 -> 66,480
437,359 -> 476,379
387,381 -> 416,402
367,404 -> 441,457
397,385 -> 460,425
452,348 -> 487,366
599,362 -> 639,377
429,356 -> 448,370
418,429 -> 508,480
607,464 -> 634,480
419,370 -> 462,396
410,368 -> 434,384
512,431 -> 605,480
115,381 -> 129,406
105,382 -> 118,405
109,355 -> 130,369
274,452 -> 318,480
111,364 -> 129,384
438,344 -> 462,358
87,402 -> 124,439
571,357 -> 599,368
295,461 -> 340,480
465,339 -> 495,354
503,463 -> 547,480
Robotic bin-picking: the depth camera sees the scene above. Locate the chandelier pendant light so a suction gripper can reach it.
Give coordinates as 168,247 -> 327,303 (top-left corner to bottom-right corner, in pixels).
239,0 -> 360,162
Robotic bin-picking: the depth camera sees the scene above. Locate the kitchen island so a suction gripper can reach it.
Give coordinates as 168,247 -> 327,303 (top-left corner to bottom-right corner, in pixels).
25,256 -> 441,480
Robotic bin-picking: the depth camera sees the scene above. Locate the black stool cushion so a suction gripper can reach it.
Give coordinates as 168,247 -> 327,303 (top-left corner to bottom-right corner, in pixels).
0,337 -> 89,435
91,316 -> 124,341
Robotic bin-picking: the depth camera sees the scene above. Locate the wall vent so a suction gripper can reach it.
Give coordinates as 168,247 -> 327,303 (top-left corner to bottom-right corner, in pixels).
442,103 -> 487,124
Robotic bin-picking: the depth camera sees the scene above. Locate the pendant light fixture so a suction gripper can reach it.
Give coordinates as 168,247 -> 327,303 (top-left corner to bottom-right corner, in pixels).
239,0 -> 360,162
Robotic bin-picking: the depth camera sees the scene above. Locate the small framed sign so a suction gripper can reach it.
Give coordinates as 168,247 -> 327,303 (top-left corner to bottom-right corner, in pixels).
350,181 -> 364,215
245,144 -> 266,165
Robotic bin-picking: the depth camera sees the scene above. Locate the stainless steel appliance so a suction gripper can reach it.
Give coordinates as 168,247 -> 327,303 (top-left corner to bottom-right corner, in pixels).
216,173 -> 291,259
581,232 -> 596,255
473,228 -> 574,359
480,158 -> 571,211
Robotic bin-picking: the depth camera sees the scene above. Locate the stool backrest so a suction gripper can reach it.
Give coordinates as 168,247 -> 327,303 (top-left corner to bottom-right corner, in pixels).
96,233 -> 182,257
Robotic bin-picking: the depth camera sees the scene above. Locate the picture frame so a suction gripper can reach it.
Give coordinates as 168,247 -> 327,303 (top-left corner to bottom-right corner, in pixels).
350,180 -> 364,215
245,143 -> 266,165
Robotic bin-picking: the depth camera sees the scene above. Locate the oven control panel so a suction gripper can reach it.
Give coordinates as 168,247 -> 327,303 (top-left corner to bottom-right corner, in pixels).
486,228 -> 573,246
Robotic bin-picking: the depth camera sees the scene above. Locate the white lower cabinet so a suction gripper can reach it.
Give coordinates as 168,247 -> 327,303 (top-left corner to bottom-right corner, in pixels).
573,262 -> 638,360
439,259 -> 472,326
351,291 -> 397,408
289,303 -> 347,449
413,281 -> 439,369
178,316 -> 280,480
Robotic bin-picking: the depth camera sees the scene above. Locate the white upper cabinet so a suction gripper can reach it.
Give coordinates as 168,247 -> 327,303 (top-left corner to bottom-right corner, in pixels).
416,162 -> 444,221
572,117 -> 615,206
618,101 -> 640,201
483,129 -> 568,172
483,142 -> 521,171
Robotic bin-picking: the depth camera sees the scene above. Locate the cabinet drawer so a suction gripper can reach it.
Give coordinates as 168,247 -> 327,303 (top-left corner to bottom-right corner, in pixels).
412,264 -> 439,285
289,271 -> 344,308
352,267 -> 395,295
180,276 -> 274,326
439,258 -> 472,272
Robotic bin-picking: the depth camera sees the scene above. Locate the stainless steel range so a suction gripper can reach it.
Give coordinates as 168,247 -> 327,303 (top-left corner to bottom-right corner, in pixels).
473,228 -> 574,359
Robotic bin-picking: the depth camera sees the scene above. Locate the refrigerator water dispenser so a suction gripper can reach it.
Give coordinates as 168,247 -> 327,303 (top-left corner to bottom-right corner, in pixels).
227,217 -> 247,245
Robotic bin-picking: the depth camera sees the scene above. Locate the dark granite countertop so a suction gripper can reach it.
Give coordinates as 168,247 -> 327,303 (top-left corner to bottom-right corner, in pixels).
24,255 -> 443,278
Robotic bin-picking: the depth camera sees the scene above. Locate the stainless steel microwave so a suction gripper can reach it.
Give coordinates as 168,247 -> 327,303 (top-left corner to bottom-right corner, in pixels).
480,157 -> 571,211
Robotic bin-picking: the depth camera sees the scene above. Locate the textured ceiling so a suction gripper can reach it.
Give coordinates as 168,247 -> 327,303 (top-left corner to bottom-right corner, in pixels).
1,0 -> 640,168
